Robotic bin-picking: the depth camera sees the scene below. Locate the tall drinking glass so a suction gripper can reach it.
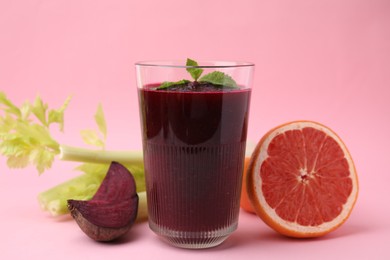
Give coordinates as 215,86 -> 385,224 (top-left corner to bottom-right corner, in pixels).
136,60 -> 254,249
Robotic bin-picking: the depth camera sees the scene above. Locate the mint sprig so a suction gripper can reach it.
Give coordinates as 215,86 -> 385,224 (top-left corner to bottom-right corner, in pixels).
186,58 -> 204,81
156,80 -> 191,90
199,71 -> 238,89
156,58 -> 238,90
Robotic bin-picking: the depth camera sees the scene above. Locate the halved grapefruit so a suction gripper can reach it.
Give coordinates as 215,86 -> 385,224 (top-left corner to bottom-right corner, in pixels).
246,121 -> 358,238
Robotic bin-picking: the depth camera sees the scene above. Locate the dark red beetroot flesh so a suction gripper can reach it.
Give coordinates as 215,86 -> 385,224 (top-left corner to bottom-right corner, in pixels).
68,162 -> 139,241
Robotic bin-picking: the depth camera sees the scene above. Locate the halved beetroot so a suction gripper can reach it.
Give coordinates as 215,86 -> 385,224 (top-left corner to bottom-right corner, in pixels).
68,162 -> 139,241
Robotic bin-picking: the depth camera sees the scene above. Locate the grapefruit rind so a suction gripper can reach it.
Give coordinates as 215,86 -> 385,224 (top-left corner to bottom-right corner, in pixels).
247,121 -> 358,237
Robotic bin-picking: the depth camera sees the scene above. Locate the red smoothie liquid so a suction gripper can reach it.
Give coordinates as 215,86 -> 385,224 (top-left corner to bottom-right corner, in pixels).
138,84 -> 251,242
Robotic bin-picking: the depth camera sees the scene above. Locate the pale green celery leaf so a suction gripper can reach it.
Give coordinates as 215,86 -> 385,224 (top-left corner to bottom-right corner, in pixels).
80,129 -> 105,148
29,148 -> 55,174
0,138 -> 29,156
0,123 -> 58,174
199,71 -> 238,89
0,94 -> 65,174
17,123 -> 59,149
0,115 -> 16,135
0,92 -> 21,117
7,155 -> 30,168
48,110 -> 64,131
31,95 -> 48,127
94,103 -> 107,139
48,96 -> 71,131
186,58 -> 203,81
20,101 -> 32,121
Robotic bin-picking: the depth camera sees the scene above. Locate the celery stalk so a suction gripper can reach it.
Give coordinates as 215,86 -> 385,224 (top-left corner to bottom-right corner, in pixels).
59,145 -> 143,164
38,173 -> 105,216
136,191 -> 148,222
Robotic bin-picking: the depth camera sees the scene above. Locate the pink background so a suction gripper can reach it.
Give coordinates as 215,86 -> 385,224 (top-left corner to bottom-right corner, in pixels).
1,0 -> 389,259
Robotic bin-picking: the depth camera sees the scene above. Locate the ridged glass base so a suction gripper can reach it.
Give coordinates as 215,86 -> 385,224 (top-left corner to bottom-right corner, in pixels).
149,220 -> 237,249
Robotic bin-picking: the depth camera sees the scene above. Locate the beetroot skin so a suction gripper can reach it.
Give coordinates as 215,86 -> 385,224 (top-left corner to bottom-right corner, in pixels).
68,162 -> 139,241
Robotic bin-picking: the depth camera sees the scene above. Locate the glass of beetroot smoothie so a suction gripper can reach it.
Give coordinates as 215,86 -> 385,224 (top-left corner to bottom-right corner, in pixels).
135,59 -> 254,249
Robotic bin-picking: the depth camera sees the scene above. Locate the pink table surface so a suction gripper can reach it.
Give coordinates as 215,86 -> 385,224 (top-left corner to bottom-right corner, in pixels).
1,0 -> 390,259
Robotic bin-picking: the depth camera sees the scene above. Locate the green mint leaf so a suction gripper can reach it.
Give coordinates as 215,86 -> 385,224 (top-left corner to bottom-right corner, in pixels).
186,58 -> 203,81
156,80 -> 190,90
199,71 -> 239,89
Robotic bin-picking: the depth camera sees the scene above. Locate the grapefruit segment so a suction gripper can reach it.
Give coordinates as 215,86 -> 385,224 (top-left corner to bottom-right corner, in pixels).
247,121 -> 358,237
